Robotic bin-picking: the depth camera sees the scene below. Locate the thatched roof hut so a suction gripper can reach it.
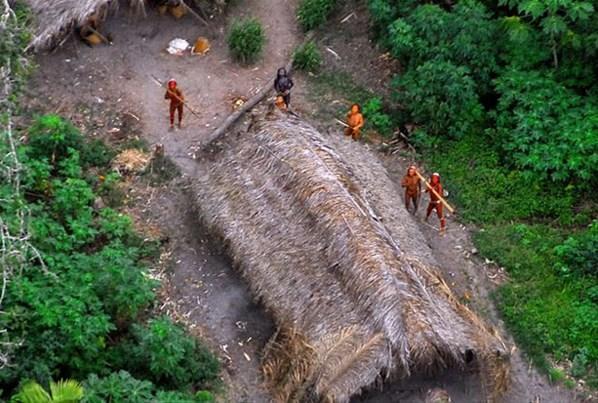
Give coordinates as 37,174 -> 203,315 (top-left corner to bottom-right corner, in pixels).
193,109 -> 510,402
24,0 -> 146,51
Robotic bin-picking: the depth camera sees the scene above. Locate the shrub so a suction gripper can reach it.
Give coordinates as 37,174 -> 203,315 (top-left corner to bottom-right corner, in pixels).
227,18 -> 265,64
26,114 -> 83,164
554,221 -> 598,279
297,0 -> 336,31
123,317 -> 220,389
362,97 -> 393,136
387,2 -> 498,93
83,371 -> 154,403
494,69 -> 598,184
394,60 -> 483,138
292,41 -> 322,72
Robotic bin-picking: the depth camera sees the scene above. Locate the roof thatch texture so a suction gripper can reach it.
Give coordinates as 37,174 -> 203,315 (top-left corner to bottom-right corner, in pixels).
192,109 -> 510,402
24,0 -> 146,51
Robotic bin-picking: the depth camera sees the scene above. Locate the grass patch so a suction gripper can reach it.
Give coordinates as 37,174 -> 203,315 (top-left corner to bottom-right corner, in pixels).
474,224 -> 598,378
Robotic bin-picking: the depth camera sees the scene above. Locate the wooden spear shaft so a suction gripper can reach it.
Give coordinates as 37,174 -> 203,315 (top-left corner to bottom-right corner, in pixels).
414,170 -> 456,214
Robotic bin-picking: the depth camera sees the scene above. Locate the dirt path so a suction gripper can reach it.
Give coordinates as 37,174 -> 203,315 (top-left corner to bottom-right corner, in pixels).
26,0 -> 583,401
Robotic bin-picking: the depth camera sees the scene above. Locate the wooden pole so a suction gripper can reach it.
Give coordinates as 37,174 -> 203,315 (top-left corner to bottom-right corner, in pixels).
414,170 -> 455,214
181,0 -> 210,27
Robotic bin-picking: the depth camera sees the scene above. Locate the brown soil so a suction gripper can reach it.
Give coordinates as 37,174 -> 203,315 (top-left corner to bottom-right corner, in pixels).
25,0 -> 586,401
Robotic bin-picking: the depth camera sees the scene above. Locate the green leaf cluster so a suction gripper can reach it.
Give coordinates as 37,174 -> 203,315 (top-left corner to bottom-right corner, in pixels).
293,41 -> 322,72
227,18 -> 265,64
297,0 -> 336,31
0,116 -> 219,399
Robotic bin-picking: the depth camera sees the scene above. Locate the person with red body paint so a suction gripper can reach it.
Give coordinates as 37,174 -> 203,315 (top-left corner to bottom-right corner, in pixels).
164,79 -> 184,129
425,172 -> 446,232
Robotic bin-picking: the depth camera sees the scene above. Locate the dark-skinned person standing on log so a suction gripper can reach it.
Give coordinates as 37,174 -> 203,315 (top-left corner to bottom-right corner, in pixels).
425,172 -> 446,233
344,103 -> 364,140
164,78 -> 184,129
401,165 -> 421,214
274,67 -> 294,108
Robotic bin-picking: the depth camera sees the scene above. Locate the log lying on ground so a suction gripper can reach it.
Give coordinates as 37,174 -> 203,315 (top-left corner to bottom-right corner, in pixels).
192,109 -> 510,402
202,60 -> 294,147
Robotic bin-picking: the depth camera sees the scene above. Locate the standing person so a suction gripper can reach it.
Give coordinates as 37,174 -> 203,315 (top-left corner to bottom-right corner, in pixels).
274,67 -> 294,108
164,79 -> 184,129
401,165 -> 421,214
344,103 -> 364,140
425,173 -> 446,232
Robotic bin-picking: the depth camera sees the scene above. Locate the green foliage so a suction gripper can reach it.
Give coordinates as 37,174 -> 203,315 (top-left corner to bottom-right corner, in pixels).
117,317 -> 219,390
1,116 -> 218,399
297,0 -> 336,31
11,379 -> 84,403
554,221 -> 598,279
82,371 -> 202,403
292,41 -> 322,72
26,115 -> 83,164
362,97 -> 392,136
394,60 -> 483,138
494,70 -> 598,184
499,0 -> 595,67
387,2 -> 498,93
227,18 -> 265,64
474,224 -> 598,371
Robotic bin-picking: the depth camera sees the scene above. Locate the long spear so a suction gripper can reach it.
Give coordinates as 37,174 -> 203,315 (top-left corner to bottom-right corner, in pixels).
414,170 -> 456,214
150,74 -> 202,119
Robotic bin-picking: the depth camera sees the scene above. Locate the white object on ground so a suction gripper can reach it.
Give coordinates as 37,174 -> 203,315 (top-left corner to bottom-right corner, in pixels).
167,38 -> 190,55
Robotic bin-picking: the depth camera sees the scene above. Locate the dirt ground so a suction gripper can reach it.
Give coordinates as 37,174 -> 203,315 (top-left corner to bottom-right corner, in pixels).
25,0 -> 587,401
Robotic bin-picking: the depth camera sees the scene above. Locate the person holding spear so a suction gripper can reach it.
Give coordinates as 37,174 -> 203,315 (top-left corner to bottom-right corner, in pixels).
164,78 -> 185,129
424,172 -> 447,233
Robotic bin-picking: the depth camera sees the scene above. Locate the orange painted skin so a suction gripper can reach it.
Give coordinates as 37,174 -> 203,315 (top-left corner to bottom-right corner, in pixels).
344,104 -> 364,140
401,166 -> 421,213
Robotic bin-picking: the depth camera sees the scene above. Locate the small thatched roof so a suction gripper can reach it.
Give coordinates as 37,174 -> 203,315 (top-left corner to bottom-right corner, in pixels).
24,0 -> 146,51
193,109 -> 510,402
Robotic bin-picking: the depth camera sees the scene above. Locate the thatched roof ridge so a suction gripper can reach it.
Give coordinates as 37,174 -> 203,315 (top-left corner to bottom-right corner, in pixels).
193,110 -> 510,402
24,0 -> 146,51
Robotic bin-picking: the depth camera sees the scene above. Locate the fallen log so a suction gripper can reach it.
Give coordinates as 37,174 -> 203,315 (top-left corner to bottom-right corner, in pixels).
201,60 -> 293,147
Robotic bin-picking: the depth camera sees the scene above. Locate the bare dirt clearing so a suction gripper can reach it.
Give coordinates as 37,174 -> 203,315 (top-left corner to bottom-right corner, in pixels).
25,0 -> 583,401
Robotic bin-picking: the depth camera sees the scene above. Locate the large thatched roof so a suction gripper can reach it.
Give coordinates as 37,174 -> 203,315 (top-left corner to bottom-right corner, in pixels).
24,0 -> 146,51
193,109 -> 510,402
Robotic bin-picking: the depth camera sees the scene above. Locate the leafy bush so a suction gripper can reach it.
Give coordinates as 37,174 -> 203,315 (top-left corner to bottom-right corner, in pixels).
292,41 -> 322,72
388,2 -> 498,93
494,70 -> 598,184
117,317 -> 219,390
227,18 -> 265,64
297,0 -> 336,31
394,60 -> 483,138
0,116 -> 218,400
475,224 -> 598,371
362,97 -> 393,136
83,371 -> 202,403
554,221 -> 598,279
26,114 -> 83,164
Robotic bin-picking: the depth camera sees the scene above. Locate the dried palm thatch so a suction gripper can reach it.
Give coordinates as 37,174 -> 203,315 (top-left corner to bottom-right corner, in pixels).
111,148 -> 150,174
24,0 -> 146,51
193,109 -> 510,402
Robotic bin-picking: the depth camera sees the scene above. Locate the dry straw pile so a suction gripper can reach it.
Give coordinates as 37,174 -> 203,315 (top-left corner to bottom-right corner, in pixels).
193,109 -> 510,402
24,0 -> 146,50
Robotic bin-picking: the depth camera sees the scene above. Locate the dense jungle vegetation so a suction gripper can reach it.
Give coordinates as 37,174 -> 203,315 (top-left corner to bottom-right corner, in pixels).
0,4 -> 219,402
362,0 -> 597,387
